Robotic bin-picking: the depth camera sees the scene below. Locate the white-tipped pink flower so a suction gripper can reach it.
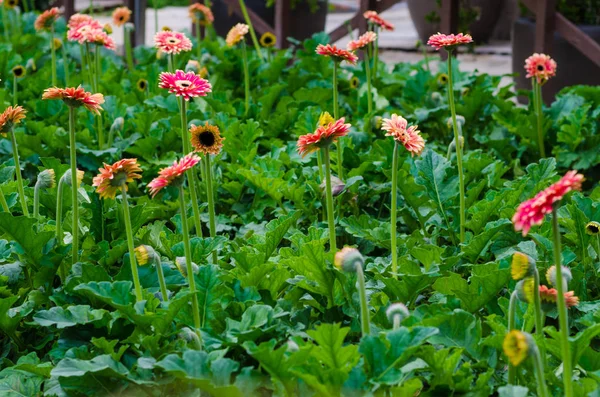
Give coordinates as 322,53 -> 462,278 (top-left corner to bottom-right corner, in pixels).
154,31 -> 193,54
158,70 -> 212,101
382,114 -> 425,156
148,154 -> 201,197
347,31 -> 377,51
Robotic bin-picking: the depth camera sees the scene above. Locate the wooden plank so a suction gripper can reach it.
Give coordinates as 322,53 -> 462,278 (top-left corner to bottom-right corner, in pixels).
440,0 -> 459,59
274,0 -> 290,49
534,0 -> 555,53
221,0 -> 273,35
329,14 -> 361,43
64,0 -> 75,18
357,0 -> 371,36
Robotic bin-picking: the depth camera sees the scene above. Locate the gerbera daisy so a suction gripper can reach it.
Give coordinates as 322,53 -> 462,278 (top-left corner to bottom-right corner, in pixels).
92,158 -> 142,200
34,7 -> 60,31
147,154 -> 201,197
0,105 -> 26,136
5,0 -> 18,9
190,122 -> 224,156
347,31 -> 377,51
586,221 -> 600,235
524,53 -> 557,84
80,28 -> 116,51
334,246 -> 364,273
297,117 -> 351,157
112,7 -> 131,27
42,86 -> 105,115
511,252 -> 535,280
12,65 -> 25,78
315,44 -> 358,64
539,285 -> 579,308
67,15 -> 103,42
503,330 -> 530,366
512,171 -> 584,236
382,114 -> 425,156
154,31 -> 193,54
158,70 -> 212,101
226,23 -> 249,47
260,32 -> 276,48
189,3 -> 214,25
427,32 -> 473,50
136,79 -> 148,92
363,10 -> 394,31
546,265 -> 572,288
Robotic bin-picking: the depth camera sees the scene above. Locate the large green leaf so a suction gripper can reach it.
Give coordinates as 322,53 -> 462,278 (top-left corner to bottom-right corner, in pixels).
0,214 -> 53,268
32,305 -> 109,329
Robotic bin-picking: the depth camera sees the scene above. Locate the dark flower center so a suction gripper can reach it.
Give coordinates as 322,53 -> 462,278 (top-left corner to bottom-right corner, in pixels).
13,67 -> 23,77
264,36 -> 273,44
588,224 -> 599,234
167,38 -> 179,44
199,131 -> 215,147
537,65 -> 544,71
138,80 -> 147,89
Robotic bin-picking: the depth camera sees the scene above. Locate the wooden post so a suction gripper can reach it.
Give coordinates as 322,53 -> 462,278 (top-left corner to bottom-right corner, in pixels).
440,0 -> 459,59
127,0 -> 147,47
535,0 -> 556,54
275,0 -> 290,49
64,0 -> 75,19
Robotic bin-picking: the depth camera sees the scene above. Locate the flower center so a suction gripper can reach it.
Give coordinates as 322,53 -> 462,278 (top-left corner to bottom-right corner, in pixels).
199,131 -> 215,147
167,37 -> 181,45
175,80 -> 192,89
537,64 -> 544,71
589,225 -> 599,233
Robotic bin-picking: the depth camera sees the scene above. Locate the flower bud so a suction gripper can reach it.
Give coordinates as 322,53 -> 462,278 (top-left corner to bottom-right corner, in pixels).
511,252 -> 536,280
103,23 -> 113,34
162,26 -> 171,31
386,303 -> 409,324
437,73 -> 449,85
430,92 -> 443,105
546,265 -> 572,290
372,115 -> 383,130
134,245 -> 158,266
53,38 -> 62,50
503,330 -> 535,366
318,111 -> 334,127
447,136 -> 464,153
350,76 -> 359,89
62,169 -> 84,187
125,22 -> 135,32
320,175 -> 345,197
186,60 -> 201,74
175,257 -> 199,277
286,340 -> 299,352
26,58 -> 36,73
515,278 -> 534,303
446,115 -> 465,129
111,117 -> 125,134
585,221 -> 600,236
334,247 -> 364,273
36,169 -> 55,189
12,65 -> 25,78
177,327 -> 196,342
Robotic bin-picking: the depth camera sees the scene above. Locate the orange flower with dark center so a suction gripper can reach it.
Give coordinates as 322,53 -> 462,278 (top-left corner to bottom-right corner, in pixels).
34,7 -> 60,31
190,122 -> 224,156
92,158 -> 142,199
42,86 -> 105,115
0,106 -> 26,136
112,7 -> 132,27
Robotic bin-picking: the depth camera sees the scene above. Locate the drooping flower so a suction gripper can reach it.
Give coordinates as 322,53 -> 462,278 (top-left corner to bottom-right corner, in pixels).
546,265 -> 572,288
315,44 -> 358,64
147,154 -> 201,198
79,28 -> 117,51
386,303 -> 409,323
34,7 -> 60,31
511,252 -> 535,280
382,114 -> 425,156
539,285 -> 579,308
92,158 -> 142,200
334,246 -> 364,273
503,330 -> 530,366
363,10 -> 394,31
226,23 -> 249,47
62,169 -> 85,187
297,117 -> 351,157
586,221 -> 600,235
36,169 -> 56,189
427,32 -> 473,50
260,32 -> 276,48
0,105 -> 26,136
347,31 -> 377,51
112,7 -> 132,27
135,245 -> 159,266
512,171 -> 584,236
190,122 -> 224,156
154,30 -> 193,54
42,86 -> 105,115
524,53 -> 557,84
515,277 -> 535,303
189,3 -> 214,25
320,175 -> 345,197
158,70 -> 212,101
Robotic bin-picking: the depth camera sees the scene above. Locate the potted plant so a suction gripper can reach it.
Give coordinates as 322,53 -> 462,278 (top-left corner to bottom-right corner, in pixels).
512,0 -> 600,102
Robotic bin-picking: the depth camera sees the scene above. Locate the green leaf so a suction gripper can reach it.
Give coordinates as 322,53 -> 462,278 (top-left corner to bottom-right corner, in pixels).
32,306 -> 108,329
51,354 -> 129,378
0,214 -> 53,269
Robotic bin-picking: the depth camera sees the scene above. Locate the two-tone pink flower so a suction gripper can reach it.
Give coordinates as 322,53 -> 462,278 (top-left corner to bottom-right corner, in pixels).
427,33 -> 473,50
382,114 -> 425,156
158,70 -> 212,101
148,154 -> 201,197
316,44 -> 358,64
524,53 -> 557,84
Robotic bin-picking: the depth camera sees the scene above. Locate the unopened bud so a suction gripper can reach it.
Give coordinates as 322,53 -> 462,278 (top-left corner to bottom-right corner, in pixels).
334,247 -> 364,273
62,169 -> 84,187
103,23 -> 113,34
546,265 -> 572,289
175,256 -> 199,277
511,252 -> 536,281
386,303 -> 409,324
36,169 -> 55,189
186,60 -> 201,73
26,58 -> 36,73
320,175 -> 345,197
134,245 -> 158,266
446,115 -> 465,129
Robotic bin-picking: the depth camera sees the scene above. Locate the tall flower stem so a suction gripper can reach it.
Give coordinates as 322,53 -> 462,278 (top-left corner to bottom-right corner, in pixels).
532,344 -> 550,397
9,129 -> 28,216
56,175 -> 65,244
533,79 -> 546,158
355,263 -> 370,337
364,50 -> 373,116
12,75 -> 17,105
533,269 -> 544,339
120,184 -> 143,302
153,0 -> 158,34
154,254 -> 169,302
390,141 -> 399,278
241,40 -> 250,116
373,26 -> 379,79
0,189 -> 9,212
446,51 -> 465,243
68,107 -> 79,264
94,46 -> 104,149
551,207 -> 574,397
507,290 -> 518,384
85,44 -> 95,91
1,5 -> 9,42
33,182 -> 41,219
322,147 -> 336,252
124,26 -> 135,71
332,61 -> 343,180
178,185 -> 203,346
204,155 -> 218,264
61,42 -> 70,86
238,0 -> 264,61
168,53 -> 174,73
50,25 -> 57,86
392,314 -> 401,330
180,100 -> 203,238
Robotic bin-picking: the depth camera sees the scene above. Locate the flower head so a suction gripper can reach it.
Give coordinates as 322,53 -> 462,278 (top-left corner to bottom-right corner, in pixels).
190,122 -> 224,156
511,252 -> 536,280
350,76 -> 359,89
525,53 -> 557,85
185,59 -> 201,73
147,154 -> 201,198
104,23 -> 113,34
92,159 -> 142,200
67,14 -> 103,42
61,169 -> 85,187
5,0 -> 18,9
503,330 -> 531,366
154,31 -> 193,54
512,171 -> 584,236
386,303 -> 409,323
36,169 -> 56,189
315,44 -> 358,64
586,221 -> 600,235
363,10 -> 394,31
427,32 -> 473,50
0,105 -> 26,136
347,31 -> 377,51
334,246 -> 364,273
318,111 -> 334,127
515,277 -> 535,303
437,73 -> 449,85
297,117 -> 351,157
12,65 -> 25,78
42,86 -> 105,114
112,7 -> 132,27
539,285 -> 579,308
320,175 -> 345,197
382,114 -> 425,156
135,245 -> 158,266
175,257 -> 199,277
34,7 -> 60,31
226,23 -> 249,47
79,28 -> 116,50
137,79 -> 148,91
189,3 -> 214,25
260,32 -> 276,48
546,265 -> 572,288
53,38 -> 62,50
159,70 -> 212,101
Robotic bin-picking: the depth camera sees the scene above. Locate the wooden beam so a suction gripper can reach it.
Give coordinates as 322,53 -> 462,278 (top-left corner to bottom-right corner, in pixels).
221,0 -> 273,36
534,0 -> 555,53
274,0 -> 290,49
440,0 -> 459,34
126,0 -> 147,47
64,0 -> 75,19
329,14 -> 362,43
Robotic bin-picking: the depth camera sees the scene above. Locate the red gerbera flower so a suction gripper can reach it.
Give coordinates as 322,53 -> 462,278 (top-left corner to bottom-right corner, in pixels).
148,154 -> 201,197
34,7 -> 60,31
427,32 -> 473,50
363,10 -> 394,31
539,285 -> 579,308
347,31 -> 377,51
158,70 -> 212,101
382,114 -> 425,157
525,53 -> 557,85
154,30 -> 193,54
316,44 -> 358,64
297,117 -> 351,157
92,158 -> 142,200
42,86 -> 105,114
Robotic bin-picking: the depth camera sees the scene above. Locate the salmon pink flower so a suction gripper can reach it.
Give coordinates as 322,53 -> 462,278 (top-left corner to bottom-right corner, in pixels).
525,53 -> 557,84
67,14 -> 103,42
42,86 -> 105,114
316,44 -> 358,64
539,285 -> 579,308
0,105 -> 26,136
347,31 -> 377,51
34,7 -> 60,31
297,117 -> 351,157
363,10 -> 394,31
147,154 -> 201,198
190,122 -> 224,156
112,6 -> 131,27
512,171 -> 584,236
92,158 -> 142,200
427,32 -> 473,50
80,28 -> 116,50
226,23 -> 249,47
154,31 -> 193,54
189,3 -> 214,25
159,70 -> 212,101
382,114 -> 425,156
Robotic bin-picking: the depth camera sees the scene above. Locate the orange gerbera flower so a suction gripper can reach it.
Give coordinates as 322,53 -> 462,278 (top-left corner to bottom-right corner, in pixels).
226,23 -> 249,47
189,3 -> 214,25
363,10 -> 394,31
539,285 -> 579,308
34,7 -> 60,31
190,122 -> 224,156
347,31 -> 377,51
297,117 -> 351,157
112,7 -> 132,27
92,159 -> 142,199
316,44 -> 358,64
42,86 -> 105,115
0,106 -> 26,136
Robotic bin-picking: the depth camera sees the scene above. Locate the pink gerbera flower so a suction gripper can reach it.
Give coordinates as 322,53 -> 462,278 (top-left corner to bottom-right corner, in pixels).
524,53 -> 557,84
363,10 -> 394,31
512,171 -> 584,236
427,32 -> 473,50
42,86 -> 105,114
154,31 -> 193,54
112,7 -> 132,27
93,158 -> 142,200
67,14 -> 103,42
382,114 -> 425,156
297,117 -> 351,157
34,7 -> 60,31
347,31 -> 377,51
148,154 -> 201,197
159,70 -> 212,101
80,28 -> 116,50
316,44 -> 358,64
226,23 -> 249,47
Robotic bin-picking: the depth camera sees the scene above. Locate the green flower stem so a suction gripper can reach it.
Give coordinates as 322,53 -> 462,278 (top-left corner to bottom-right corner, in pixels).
33,182 -> 41,219
446,51 -> 465,243
355,263 -> 370,337
332,61 -> 343,180
1,5 -> 9,42
533,79 -> 546,158
392,314 -> 401,330
50,25 -> 57,86
95,46 -> 104,149
531,343 -> 550,397
204,155 -> 218,264
238,0 -> 264,61
124,26 -> 135,71
241,40 -> 250,116
89,0 -> 94,16
153,253 -> 169,302
0,189 -> 9,212
62,42 -> 70,86
322,147 -> 336,252
120,184 -> 143,302
79,45 -> 87,85
12,75 -> 17,105
180,100 -> 203,238
390,141 -> 399,279
596,235 -> 600,271
55,175 -> 65,244
421,43 -> 430,73
22,0 -> 28,14
551,207 -> 574,397
9,129 -> 28,216
507,290 -> 518,384
168,53 -> 174,73
364,50 -> 373,116
68,107 -> 79,264
533,269 -> 544,339
178,185 -> 203,346
85,44 -> 95,91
